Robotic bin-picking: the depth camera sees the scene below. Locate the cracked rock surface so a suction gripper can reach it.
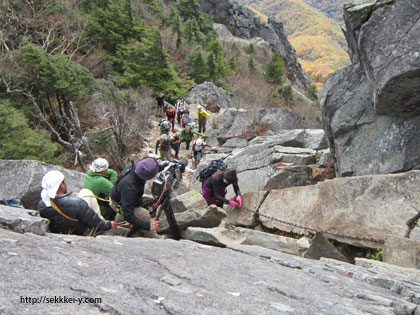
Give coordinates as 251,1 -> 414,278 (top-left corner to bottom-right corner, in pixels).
0,228 -> 418,314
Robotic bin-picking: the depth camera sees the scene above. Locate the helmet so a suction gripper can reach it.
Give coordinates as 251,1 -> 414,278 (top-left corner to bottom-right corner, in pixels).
196,138 -> 203,146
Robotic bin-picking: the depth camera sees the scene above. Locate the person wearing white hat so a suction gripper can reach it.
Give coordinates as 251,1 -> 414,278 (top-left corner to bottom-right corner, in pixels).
192,136 -> 217,168
82,158 -> 118,220
38,170 -> 118,235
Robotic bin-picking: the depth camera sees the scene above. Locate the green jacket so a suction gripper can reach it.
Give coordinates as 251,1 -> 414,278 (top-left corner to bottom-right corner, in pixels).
180,128 -> 201,142
82,169 -> 117,200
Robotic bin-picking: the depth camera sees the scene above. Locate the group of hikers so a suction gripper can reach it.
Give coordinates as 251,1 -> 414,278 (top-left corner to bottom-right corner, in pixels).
37,91 -> 242,237
155,91 -> 215,168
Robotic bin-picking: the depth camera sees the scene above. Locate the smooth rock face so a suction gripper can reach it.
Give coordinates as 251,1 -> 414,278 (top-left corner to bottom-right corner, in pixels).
186,81 -> 234,111
259,171 -> 420,248
170,190 -> 208,213
264,165 -> 313,191
0,160 -> 85,209
321,0 -> 420,177
198,0 -> 311,89
1,228 -> 418,314
384,234 -> 420,270
0,205 -> 49,235
158,205 -> 226,234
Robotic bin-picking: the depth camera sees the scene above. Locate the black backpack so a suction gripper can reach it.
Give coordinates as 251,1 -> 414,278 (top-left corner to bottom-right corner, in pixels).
197,158 -> 227,182
115,161 -> 135,186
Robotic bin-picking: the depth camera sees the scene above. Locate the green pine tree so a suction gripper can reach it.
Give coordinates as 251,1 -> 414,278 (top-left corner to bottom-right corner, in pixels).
192,52 -> 209,83
264,52 -> 285,86
248,55 -> 257,72
0,100 -> 64,164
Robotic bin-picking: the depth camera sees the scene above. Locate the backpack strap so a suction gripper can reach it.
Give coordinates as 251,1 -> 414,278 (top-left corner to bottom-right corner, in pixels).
50,200 -> 79,222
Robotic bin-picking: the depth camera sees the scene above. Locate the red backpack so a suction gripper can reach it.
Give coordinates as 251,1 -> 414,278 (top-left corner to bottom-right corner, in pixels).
167,108 -> 175,116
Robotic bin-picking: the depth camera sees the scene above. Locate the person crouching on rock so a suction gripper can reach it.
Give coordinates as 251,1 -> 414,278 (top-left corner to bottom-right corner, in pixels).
82,158 -> 117,221
110,158 -> 160,237
38,170 -> 118,235
201,169 -> 242,209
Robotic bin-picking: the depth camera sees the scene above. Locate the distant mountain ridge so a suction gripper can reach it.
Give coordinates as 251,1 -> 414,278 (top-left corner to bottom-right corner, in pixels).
239,0 -> 350,88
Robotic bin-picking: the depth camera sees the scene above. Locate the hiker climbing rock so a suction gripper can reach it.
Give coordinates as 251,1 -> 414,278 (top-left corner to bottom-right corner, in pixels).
170,134 -> 181,160
197,105 -> 210,133
82,158 -> 117,220
38,170 -> 118,235
175,97 -> 187,125
180,124 -> 202,150
192,137 -> 216,167
166,105 -> 176,132
155,90 -> 165,116
155,134 -> 172,162
159,119 -> 171,135
110,158 -> 160,236
201,168 -> 242,208
182,109 -> 193,128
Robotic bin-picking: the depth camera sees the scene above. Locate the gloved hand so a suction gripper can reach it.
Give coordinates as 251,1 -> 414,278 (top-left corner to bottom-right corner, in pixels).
229,200 -> 239,207
236,195 -> 242,207
211,147 -> 218,151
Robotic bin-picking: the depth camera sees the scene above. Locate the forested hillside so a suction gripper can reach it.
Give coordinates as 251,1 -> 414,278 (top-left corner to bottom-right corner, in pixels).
241,0 -> 350,88
302,0 -> 347,23
0,0 -> 315,170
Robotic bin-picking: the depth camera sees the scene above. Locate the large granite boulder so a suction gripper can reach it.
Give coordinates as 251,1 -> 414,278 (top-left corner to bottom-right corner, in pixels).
0,205 -> 49,235
258,170 -> 420,248
0,160 -> 85,209
383,234 -> 420,270
345,0 -> 420,117
170,190 -> 208,213
1,228 -> 418,314
321,0 -> 420,177
158,205 -> 226,234
263,165 -> 313,191
186,82 -> 235,111
198,0 -> 312,89
223,191 -> 268,227
190,131 -> 322,195
207,108 -> 307,144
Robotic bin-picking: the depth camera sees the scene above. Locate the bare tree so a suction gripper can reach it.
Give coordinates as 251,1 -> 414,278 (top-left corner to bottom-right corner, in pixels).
92,81 -> 153,170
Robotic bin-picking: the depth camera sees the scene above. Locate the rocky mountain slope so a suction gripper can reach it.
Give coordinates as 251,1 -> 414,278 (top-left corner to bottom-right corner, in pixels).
1,228 -> 419,314
198,0 -> 312,90
240,0 -> 351,88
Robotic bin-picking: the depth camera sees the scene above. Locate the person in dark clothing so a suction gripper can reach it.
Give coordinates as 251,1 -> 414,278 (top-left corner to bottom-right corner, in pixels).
156,91 -> 165,116
201,169 -> 242,208
38,170 -> 118,235
170,134 -> 180,159
155,134 -> 172,161
110,158 -> 160,235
